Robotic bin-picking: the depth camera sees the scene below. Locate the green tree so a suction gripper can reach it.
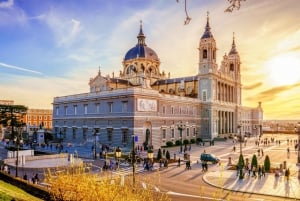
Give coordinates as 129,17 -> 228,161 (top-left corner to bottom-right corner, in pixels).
238,154 -> 244,168
264,155 -> 271,172
0,104 -> 28,140
157,148 -> 162,160
165,150 -> 170,160
251,154 -> 258,169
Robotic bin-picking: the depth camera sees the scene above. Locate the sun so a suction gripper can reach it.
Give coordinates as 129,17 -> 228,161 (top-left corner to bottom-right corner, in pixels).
264,54 -> 300,86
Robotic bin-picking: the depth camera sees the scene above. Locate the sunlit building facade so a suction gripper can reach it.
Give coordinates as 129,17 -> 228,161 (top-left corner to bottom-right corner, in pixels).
52,16 -> 263,149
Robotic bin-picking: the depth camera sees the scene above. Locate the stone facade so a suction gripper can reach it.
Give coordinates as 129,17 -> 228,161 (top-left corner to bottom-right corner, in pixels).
52,16 -> 263,149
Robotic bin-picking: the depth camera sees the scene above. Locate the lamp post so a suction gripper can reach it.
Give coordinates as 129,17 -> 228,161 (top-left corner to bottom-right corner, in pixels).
115,146 -> 122,170
132,134 -> 136,186
177,121 -> 185,153
237,124 -> 244,179
295,122 -> 300,180
15,124 -> 23,177
93,130 -> 97,159
147,149 -> 154,163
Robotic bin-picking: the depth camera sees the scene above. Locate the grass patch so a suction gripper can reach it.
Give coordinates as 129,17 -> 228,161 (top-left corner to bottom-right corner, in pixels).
0,180 -> 42,201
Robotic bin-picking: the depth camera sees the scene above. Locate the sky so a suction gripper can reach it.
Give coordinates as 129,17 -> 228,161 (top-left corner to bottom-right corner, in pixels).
0,0 -> 300,120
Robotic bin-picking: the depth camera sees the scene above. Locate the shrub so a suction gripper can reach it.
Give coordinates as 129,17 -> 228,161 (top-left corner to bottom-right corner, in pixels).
165,150 -> 170,160
183,139 -> 189,145
196,138 -> 203,143
166,141 -> 173,147
175,140 -> 182,146
156,148 -> 162,160
264,155 -> 271,172
190,139 -> 196,144
237,154 -> 244,169
251,154 -> 258,169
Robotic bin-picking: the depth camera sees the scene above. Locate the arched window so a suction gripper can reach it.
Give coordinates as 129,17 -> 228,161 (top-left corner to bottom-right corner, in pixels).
203,49 -> 208,59
230,64 -> 234,71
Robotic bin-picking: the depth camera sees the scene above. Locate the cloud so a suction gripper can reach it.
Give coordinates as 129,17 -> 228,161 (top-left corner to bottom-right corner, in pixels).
0,62 -> 43,75
0,0 -> 13,8
247,82 -> 300,102
243,82 -> 263,90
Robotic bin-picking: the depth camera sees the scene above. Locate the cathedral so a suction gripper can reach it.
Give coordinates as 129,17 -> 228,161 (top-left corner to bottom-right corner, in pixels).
52,15 -> 263,150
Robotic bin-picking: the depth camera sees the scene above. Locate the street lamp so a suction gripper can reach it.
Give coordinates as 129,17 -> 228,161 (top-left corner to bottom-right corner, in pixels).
131,134 -> 136,186
295,122 -> 300,180
115,146 -> 122,170
177,121 -> 186,153
14,123 -> 23,178
147,149 -> 154,162
237,124 -> 244,179
93,130 -> 97,159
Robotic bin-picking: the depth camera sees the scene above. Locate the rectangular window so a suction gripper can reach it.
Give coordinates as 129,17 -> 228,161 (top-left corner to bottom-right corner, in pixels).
171,106 -> 174,114
186,128 -> 190,137
162,129 -> 166,139
171,128 -> 175,138
56,107 -> 59,116
84,104 -> 88,114
107,129 -> 113,142
64,106 -> 68,116
193,127 -> 196,137
122,130 -> 128,143
122,101 -> 128,113
108,102 -> 113,113
162,106 -> 166,114
179,107 -> 182,115
96,103 -> 100,113
74,105 -> 77,115
202,90 -> 207,101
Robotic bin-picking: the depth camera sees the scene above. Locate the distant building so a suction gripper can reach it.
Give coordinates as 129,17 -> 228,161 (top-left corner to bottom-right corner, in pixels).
0,100 -> 14,105
52,15 -> 263,149
22,109 -> 53,133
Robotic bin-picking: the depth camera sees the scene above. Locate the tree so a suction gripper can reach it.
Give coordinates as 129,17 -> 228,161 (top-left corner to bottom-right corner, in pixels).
157,148 -> 162,161
251,154 -> 258,169
45,164 -> 170,201
0,104 -> 28,140
237,154 -> 244,179
165,150 -> 170,160
264,155 -> 271,172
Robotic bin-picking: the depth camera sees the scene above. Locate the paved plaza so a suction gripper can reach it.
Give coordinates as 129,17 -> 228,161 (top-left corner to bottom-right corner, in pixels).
1,134 -> 300,200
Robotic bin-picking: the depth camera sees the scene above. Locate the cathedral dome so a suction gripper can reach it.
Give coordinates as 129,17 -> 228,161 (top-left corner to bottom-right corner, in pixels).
124,22 -> 159,62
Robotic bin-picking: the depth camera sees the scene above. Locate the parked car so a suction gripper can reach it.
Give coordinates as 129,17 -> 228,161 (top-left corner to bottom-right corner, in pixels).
200,153 -> 220,164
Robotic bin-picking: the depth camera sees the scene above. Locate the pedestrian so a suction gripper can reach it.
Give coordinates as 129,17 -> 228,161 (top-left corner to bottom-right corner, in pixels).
178,158 -> 181,167
233,146 -> 236,152
287,147 -> 290,158
258,165 -> 262,179
262,165 -> 265,177
23,173 -> 28,181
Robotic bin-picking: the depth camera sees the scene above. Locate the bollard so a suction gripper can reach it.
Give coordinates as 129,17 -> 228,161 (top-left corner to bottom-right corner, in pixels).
174,153 -> 176,160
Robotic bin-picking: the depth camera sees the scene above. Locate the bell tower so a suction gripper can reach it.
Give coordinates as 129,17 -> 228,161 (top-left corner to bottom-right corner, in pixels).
198,12 -> 218,75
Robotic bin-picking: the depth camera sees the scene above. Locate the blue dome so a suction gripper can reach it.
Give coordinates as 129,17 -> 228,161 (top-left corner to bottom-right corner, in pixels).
125,45 -> 159,61
124,22 -> 159,62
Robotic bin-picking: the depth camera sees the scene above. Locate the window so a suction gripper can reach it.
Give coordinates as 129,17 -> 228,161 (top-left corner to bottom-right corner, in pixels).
84,104 -> 88,114
171,128 -> 175,138
107,129 -> 113,142
44,116 -> 47,120
122,101 -> 128,112
74,105 -> 77,115
171,107 -> 174,114
56,107 -> 59,116
193,127 -> 196,137
179,107 -> 182,115
203,49 -> 207,59
95,103 -> 100,113
186,128 -> 190,137
64,106 -> 68,116
39,116 -> 42,120
108,102 -> 113,113
72,128 -> 77,139
202,90 -> 207,101
83,128 -> 88,140
122,130 -> 128,143
162,106 -> 166,114
162,129 -> 166,140
230,63 -> 234,71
